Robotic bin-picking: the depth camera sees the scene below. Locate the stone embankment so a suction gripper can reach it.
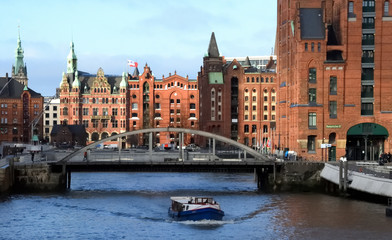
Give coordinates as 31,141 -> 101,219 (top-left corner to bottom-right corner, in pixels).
273,161 -> 325,191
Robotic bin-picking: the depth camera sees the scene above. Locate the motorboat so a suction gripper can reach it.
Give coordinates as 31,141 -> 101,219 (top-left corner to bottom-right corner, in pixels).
168,196 -> 224,221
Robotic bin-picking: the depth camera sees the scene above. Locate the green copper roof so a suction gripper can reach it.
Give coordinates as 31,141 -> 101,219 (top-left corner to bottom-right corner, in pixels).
120,72 -> 128,88
14,30 -> 25,75
23,85 -> 28,91
72,71 -> 80,88
67,41 -> 77,73
208,72 -> 223,84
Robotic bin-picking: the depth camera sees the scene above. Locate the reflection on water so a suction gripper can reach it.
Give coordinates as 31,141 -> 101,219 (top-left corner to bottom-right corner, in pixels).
0,172 -> 391,239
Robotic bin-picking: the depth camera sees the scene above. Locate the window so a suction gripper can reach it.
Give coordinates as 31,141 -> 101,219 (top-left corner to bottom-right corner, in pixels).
132,103 -> 138,110
190,103 -> 196,110
170,109 -> 174,114
83,108 -> 89,116
244,125 -> 249,133
264,105 -> 268,111
252,125 -> 257,133
132,113 -> 138,118
385,1 -> 390,16
329,101 -> 337,118
102,120 -> 108,128
361,103 -> 374,115
63,107 -> 68,116
309,88 -> 317,104
309,68 -> 317,83
318,42 -> 321,52
190,113 -> 196,118
307,136 -> 316,153
308,112 -> 317,128
155,113 -> 161,118
93,120 -> 99,128
93,108 -> 98,116
330,76 -> 337,95
83,120 -> 89,128
45,120 -> 49,125
155,103 -> 161,109
252,105 -> 256,111
112,120 -> 118,128
102,108 -> 108,116
348,1 -> 354,14
305,43 -> 308,51
245,105 -> 249,111
170,99 -> 174,104
176,109 -> 180,114
177,99 -> 180,104
112,108 -> 118,116
311,42 -> 314,52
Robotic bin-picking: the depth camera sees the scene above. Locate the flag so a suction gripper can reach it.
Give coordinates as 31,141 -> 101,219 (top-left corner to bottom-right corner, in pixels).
128,60 -> 138,68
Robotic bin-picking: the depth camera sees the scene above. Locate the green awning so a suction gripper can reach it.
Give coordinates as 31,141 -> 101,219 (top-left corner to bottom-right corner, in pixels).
347,123 -> 389,137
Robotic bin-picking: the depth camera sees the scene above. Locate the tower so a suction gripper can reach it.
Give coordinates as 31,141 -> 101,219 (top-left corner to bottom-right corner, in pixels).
198,32 -> 233,144
12,27 -> 28,86
67,41 -> 78,74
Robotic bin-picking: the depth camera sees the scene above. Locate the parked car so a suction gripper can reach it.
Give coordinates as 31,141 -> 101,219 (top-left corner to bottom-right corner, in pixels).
185,144 -> 200,152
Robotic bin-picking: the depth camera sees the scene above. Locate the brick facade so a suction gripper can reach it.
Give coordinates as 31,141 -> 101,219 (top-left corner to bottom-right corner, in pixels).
277,0 -> 392,161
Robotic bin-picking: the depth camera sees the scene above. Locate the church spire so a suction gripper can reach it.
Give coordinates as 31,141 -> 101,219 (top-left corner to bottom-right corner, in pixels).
207,32 -> 220,58
67,41 -> 78,73
14,26 -> 25,75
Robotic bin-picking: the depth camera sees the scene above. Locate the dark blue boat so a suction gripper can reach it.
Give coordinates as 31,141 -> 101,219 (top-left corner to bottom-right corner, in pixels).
168,197 -> 224,221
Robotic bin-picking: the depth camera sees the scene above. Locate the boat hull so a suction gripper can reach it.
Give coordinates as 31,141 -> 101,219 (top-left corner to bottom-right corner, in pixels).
169,207 -> 224,221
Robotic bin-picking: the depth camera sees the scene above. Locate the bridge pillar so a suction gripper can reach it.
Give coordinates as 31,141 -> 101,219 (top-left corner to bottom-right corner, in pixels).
118,137 -> 121,162
255,167 -> 271,192
149,132 -> 153,161
213,138 -> 216,157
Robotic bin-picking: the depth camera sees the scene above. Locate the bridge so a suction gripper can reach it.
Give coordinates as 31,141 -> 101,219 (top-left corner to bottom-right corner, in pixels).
46,128 -> 277,190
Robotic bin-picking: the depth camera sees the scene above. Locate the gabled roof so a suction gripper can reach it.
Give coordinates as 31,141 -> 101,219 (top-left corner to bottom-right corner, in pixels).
50,124 -> 86,135
0,77 -> 41,98
300,8 -> 325,40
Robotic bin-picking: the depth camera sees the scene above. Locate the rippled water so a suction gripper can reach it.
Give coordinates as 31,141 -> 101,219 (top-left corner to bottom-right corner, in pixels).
0,172 -> 391,239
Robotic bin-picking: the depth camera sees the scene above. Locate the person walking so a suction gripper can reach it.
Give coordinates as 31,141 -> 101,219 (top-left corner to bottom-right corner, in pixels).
31,152 -> 35,162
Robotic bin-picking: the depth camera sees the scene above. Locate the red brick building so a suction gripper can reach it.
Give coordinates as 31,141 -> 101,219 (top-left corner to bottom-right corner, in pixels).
59,42 -> 199,148
198,33 -> 277,149
276,0 -> 392,161
0,33 -> 43,144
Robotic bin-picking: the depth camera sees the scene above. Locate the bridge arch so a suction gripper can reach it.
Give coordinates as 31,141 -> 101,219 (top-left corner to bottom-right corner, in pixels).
58,127 -> 269,163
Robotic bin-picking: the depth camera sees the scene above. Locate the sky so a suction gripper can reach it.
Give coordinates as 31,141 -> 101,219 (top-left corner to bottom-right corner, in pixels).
0,0 -> 277,96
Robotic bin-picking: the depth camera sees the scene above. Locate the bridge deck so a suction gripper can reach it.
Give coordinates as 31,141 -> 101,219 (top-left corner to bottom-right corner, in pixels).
51,160 -> 277,173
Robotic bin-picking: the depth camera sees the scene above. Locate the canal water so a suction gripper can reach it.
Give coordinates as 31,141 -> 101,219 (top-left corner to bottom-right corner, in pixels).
1,172 -> 391,240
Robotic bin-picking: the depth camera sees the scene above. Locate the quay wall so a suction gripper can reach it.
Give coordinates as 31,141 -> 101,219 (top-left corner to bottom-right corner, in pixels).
273,162 -> 325,191
13,163 -> 65,192
0,166 -> 11,193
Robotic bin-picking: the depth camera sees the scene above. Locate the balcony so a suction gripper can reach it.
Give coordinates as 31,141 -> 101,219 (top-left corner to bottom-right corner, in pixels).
91,115 -> 111,120
361,57 -> 374,63
363,6 -> 375,13
362,22 -> 375,29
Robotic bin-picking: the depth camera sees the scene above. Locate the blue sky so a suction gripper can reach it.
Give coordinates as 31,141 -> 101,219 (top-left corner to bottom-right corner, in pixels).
0,0 -> 277,96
